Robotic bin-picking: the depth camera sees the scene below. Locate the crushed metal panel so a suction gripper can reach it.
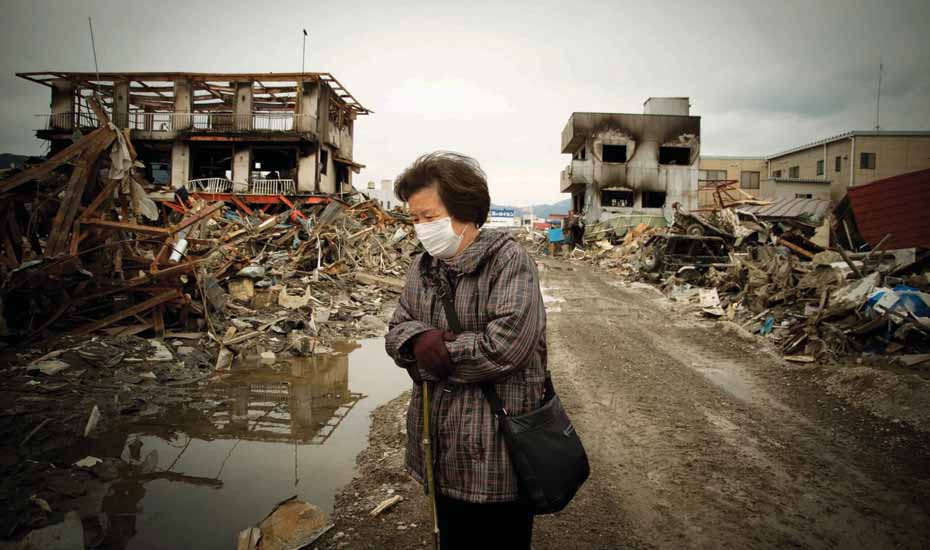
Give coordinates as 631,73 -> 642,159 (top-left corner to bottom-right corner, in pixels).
846,168 -> 930,249
738,197 -> 831,224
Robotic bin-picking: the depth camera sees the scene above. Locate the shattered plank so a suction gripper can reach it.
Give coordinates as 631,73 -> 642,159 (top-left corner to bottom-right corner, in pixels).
81,218 -> 171,235
45,129 -> 118,256
0,126 -> 112,195
69,289 -> 182,336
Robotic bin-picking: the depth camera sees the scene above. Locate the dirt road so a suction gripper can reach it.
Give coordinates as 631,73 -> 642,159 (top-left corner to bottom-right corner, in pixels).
322,257 -> 930,549
532,258 -> 930,549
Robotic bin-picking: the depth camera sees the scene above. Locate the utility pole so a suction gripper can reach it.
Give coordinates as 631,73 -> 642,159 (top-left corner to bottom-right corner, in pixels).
875,58 -> 883,132
301,29 -> 308,75
88,17 -> 101,100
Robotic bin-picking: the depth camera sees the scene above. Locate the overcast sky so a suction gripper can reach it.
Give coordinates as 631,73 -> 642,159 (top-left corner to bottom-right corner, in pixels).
1,0 -> 928,206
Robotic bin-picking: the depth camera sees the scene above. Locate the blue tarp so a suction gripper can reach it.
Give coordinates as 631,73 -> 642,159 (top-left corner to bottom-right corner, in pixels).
548,228 -> 564,243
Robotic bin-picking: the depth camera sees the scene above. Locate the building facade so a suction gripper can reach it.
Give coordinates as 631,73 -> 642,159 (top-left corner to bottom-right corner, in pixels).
698,156 -> 767,208
560,97 -> 701,223
765,131 -> 930,202
18,71 -> 369,196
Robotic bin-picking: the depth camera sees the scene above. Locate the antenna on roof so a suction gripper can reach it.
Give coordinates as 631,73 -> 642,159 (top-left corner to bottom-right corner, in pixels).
874,57 -> 883,132
87,17 -> 101,100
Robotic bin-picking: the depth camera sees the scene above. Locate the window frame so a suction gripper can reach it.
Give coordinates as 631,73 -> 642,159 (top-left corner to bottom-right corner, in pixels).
740,170 -> 761,189
816,160 -> 824,176
788,166 -> 800,179
860,152 -> 876,170
835,155 -> 842,172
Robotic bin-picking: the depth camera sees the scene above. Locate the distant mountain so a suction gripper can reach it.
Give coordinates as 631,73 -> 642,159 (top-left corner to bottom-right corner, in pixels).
492,198 -> 572,218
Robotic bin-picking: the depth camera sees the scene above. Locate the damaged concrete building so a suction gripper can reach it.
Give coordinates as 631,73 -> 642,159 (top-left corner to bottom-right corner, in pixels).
17,71 -> 370,195
560,97 -> 700,223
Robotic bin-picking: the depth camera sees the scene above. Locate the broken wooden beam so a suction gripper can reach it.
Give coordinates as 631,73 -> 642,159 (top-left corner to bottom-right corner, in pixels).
81,218 -> 171,235
0,126 -> 112,195
69,289 -> 182,336
45,129 -> 118,256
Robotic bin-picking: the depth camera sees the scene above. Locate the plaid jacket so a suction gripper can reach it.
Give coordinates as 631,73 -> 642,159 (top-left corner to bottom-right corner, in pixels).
385,229 -> 548,503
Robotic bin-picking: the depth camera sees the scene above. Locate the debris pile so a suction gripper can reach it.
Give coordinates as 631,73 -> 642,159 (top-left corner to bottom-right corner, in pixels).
0,113 -> 419,542
0,122 -> 415,352
563,201 -> 929,365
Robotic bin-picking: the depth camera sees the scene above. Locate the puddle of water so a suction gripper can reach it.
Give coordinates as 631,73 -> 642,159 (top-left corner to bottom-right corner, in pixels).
541,287 -> 565,312
81,338 -> 408,550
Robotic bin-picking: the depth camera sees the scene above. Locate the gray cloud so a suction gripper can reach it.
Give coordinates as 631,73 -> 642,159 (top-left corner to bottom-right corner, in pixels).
1,0 -> 928,206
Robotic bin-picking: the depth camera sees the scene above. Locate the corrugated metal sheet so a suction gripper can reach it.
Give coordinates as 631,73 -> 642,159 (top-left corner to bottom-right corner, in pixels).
737,197 -> 831,224
846,168 -> 930,249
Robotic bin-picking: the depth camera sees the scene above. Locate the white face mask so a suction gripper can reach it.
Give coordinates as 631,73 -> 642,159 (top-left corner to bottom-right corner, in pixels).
414,217 -> 464,259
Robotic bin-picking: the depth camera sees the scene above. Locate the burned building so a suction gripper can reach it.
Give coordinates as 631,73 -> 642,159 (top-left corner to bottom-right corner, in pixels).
17,71 -> 370,195
560,97 -> 700,223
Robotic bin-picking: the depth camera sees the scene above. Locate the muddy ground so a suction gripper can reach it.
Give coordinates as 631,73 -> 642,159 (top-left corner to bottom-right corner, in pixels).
318,257 -> 930,550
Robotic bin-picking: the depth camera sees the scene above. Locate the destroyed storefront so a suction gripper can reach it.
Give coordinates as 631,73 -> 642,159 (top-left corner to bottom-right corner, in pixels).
559,97 -> 701,227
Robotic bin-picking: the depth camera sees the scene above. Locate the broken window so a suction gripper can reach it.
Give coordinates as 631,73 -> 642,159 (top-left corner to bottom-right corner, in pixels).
601,188 -> 633,207
835,155 -> 842,172
860,152 -> 876,169
642,191 -> 667,208
601,144 -> 626,163
772,170 -> 782,178
795,193 -> 813,199
320,149 -> 329,175
788,166 -> 800,178
740,171 -> 760,189
816,160 -> 824,176
658,146 -> 690,165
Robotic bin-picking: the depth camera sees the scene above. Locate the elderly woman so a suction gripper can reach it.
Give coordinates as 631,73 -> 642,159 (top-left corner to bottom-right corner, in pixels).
385,152 -> 547,549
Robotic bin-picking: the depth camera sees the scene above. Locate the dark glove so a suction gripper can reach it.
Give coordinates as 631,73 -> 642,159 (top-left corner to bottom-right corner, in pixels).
413,329 -> 456,380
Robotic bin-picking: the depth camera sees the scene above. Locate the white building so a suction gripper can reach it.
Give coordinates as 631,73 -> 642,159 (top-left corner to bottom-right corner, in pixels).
359,179 -> 398,211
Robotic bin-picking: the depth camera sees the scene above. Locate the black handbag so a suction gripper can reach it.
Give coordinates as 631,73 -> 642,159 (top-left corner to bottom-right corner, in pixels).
436,284 -> 589,515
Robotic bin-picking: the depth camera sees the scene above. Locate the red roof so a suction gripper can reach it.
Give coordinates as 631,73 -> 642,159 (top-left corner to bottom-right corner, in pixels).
846,168 -> 930,249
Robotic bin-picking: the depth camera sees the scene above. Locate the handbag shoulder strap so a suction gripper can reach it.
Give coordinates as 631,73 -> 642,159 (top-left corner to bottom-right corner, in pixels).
434,268 -> 551,418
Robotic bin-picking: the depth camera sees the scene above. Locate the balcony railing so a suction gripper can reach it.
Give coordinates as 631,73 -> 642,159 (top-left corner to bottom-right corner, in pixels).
188,178 -> 235,194
36,111 -> 314,133
186,178 -> 297,195
250,179 -> 297,195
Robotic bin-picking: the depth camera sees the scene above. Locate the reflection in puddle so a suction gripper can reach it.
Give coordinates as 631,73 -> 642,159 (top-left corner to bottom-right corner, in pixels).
86,338 -> 407,550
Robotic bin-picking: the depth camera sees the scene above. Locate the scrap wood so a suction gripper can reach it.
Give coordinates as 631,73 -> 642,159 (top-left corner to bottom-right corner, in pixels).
222,316 -> 289,346
20,417 -> 52,447
69,289 -> 182,336
776,237 -> 815,259
0,126 -> 113,195
369,495 -> 403,516
45,129 -> 118,256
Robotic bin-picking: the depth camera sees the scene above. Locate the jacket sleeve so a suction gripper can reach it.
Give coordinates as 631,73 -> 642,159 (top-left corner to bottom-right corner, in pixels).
445,244 -> 545,385
385,256 -> 434,371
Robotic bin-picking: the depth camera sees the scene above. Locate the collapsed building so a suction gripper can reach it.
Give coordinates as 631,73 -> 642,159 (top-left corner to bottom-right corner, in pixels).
560,97 -> 700,224
17,71 -> 369,195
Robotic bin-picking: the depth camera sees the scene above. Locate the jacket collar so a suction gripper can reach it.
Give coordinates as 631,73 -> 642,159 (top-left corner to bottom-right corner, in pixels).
421,228 -> 513,278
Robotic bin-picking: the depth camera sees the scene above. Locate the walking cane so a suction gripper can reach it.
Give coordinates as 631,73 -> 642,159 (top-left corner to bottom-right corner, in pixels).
422,381 -> 440,549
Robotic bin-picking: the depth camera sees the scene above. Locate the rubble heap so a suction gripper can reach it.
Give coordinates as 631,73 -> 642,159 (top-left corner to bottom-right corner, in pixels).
0,121 -> 416,355
566,205 -> 930,366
